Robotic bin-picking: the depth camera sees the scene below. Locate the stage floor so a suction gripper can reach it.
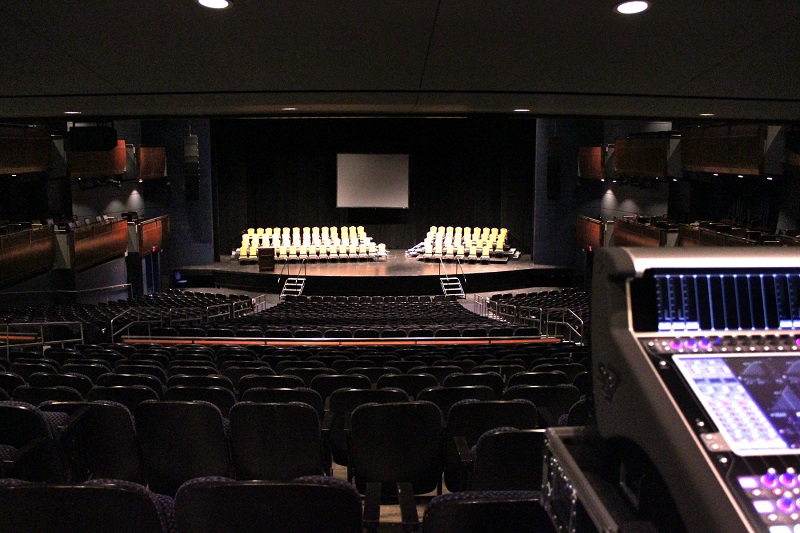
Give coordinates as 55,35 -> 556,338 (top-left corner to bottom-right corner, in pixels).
175,251 -> 574,296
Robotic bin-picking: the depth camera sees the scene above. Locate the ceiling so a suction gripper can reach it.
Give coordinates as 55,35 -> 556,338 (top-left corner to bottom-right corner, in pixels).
1,0 -> 799,121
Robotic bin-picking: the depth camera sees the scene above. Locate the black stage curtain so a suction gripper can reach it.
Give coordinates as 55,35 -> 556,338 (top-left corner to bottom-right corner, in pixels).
211,118 -> 535,257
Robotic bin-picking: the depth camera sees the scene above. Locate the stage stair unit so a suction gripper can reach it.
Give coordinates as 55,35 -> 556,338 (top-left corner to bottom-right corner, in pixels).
440,276 -> 465,299
280,277 -> 306,300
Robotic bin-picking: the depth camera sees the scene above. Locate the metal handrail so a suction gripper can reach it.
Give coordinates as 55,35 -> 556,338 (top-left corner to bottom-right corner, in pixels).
517,306 -> 544,331
543,307 -> 584,343
1,320 -> 84,357
438,258 -> 448,278
277,258 -> 289,287
454,257 -> 467,289
110,307 -> 164,341
0,283 -> 132,303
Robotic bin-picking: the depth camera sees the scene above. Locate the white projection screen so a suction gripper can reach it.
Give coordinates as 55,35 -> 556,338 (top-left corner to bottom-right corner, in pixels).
336,153 -> 409,208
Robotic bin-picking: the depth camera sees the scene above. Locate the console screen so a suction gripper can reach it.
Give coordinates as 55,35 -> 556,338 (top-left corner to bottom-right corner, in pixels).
673,354 -> 800,456
631,269 -> 800,332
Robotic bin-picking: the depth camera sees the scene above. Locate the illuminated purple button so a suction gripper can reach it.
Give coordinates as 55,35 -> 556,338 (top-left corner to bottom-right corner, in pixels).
684,338 -> 697,349
778,493 -> 796,513
780,472 -> 798,489
795,338 -> 800,348
762,471 -> 780,489
669,339 -> 683,351
698,337 -> 711,350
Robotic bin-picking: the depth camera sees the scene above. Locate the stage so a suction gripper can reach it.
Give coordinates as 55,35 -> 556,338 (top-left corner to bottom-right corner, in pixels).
173,251 -> 575,296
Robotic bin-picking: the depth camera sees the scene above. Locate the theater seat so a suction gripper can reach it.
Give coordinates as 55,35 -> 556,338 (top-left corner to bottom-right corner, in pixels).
421,490 -> 550,533
0,478 -> 175,533
175,476 -> 362,533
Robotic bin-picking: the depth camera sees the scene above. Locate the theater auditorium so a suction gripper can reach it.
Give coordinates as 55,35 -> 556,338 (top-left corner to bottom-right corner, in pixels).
0,2 -> 799,532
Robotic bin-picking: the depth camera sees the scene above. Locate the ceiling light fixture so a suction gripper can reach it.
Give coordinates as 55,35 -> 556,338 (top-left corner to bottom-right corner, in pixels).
198,0 -> 231,9
513,108 -> 531,113
699,113 -> 715,117
282,107 -> 298,111
64,111 -> 82,115
615,1 -> 650,14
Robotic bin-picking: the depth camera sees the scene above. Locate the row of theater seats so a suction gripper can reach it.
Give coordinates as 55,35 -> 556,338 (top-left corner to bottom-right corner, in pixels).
238,225 -> 387,262
0,345 -> 591,426
0,290 -> 254,344
201,298 -> 524,338
0,476 -> 551,533
1,341 -> 581,529
490,288 -> 590,329
273,241 -> 387,262
408,226 -> 511,260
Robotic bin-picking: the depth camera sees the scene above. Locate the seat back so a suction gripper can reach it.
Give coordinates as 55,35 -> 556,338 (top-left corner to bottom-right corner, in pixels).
442,372 -> 505,399
349,401 -> 443,495
87,385 -> 160,412
0,401 -> 68,482
0,479 -> 173,533
135,400 -> 231,495
444,399 -> 539,492
470,428 -> 546,491
230,402 -> 323,480
502,384 -> 581,427
376,373 -> 438,399
175,476 -> 362,533
308,374 -> 371,408
165,386 -> 237,417
327,388 -> 410,465
416,386 -> 495,420
13,385 -> 83,403
41,400 -> 142,482
29,372 -> 93,397
240,387 -> 324,420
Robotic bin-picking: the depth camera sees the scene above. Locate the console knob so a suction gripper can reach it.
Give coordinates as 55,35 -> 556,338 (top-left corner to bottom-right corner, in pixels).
698,337 -> 711,350
781,472 -> 799,488
762,470 -> 779,488
778,492 -> 796,513
684,338 -> 697,349
669,339 -> 682,351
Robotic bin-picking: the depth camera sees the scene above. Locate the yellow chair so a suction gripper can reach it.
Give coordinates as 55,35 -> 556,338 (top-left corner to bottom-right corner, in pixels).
480,244 -> 492,262
247,228 -> 255,236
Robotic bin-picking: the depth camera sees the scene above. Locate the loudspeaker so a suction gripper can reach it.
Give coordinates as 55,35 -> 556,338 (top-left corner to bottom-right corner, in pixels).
68,126 -> 118,152
184,133 -> 200,201
547,136 -> 562,200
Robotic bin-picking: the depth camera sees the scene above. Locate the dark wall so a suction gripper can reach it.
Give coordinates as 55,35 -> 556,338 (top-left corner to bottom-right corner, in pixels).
211,117 -> 536,256
141,118 -> 215,271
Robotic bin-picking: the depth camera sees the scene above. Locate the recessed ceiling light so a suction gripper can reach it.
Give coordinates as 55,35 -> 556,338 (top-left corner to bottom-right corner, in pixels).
198,0 -> 231,9
64,111 -> 82,115
699,113 -> 715,117
738,175 -> 744,178
513,108 -> 530,113
282,107 -> 298,111
767,177 -> 774,181
615,1 -> 650,14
